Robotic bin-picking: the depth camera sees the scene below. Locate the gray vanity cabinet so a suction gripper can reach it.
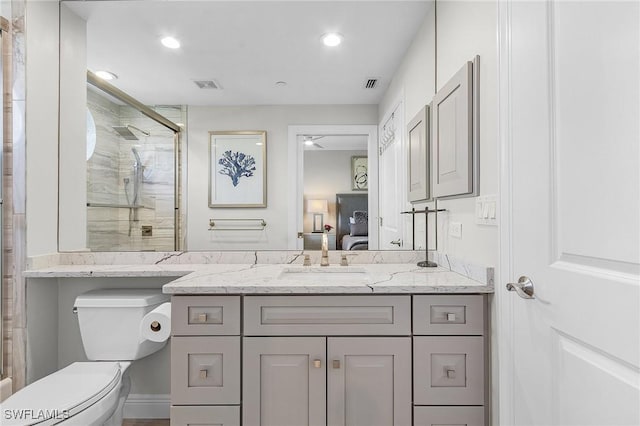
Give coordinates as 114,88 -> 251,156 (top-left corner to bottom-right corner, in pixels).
170,293 -> 487,426
412,295 -> 487,425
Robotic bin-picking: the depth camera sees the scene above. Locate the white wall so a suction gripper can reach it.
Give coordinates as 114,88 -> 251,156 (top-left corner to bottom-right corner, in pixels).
303,149 -> 367,233
25,1 -> 59,256
59,4 -> 87,252
433,0 -> 499,268
186,105 -> 377,250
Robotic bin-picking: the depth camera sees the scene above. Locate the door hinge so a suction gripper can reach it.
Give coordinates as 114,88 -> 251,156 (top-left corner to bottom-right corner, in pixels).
379,217 -> 383,226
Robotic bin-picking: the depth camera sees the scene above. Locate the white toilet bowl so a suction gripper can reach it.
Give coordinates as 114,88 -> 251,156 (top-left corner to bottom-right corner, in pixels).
0,361 -> 131,426
0,289 -> 169,426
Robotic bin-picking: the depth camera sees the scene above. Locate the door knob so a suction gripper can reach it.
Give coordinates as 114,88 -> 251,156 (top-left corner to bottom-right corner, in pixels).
506,276 -> 535,299
390,239 -> 401,246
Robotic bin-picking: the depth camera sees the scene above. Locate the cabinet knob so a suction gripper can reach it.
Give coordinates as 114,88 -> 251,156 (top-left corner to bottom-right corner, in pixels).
445,367 -> 456,379
332,359 -> 341,369
446,312 -> 456,322
313,359 -> 322,369
197,313 -> 207,323
199,369 -> 208,379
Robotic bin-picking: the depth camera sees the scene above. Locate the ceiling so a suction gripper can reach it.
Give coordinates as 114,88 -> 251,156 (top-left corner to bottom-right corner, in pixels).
64,0 -> 433,106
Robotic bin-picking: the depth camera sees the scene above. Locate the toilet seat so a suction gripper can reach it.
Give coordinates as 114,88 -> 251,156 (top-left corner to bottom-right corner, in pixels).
0,362 -> 122,426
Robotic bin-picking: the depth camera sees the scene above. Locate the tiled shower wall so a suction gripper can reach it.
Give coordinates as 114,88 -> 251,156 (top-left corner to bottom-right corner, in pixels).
3,0 -> 25,391
87,89 -> 183,251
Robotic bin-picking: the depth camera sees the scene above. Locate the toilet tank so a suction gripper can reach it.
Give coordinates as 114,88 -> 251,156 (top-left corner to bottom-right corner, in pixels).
74,289 -> 170,361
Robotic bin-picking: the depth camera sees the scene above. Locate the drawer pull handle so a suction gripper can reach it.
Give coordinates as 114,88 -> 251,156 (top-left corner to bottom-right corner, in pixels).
445,367 -> 456,379
332,359 -> 341,369
446,312 -> 456,322
199,369 -> 208,379
197,313 -> 208,323
313,359 -> 322,369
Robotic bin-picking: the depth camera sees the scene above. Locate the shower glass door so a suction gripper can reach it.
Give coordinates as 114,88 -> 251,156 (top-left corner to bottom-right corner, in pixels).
86,78 -> 182,251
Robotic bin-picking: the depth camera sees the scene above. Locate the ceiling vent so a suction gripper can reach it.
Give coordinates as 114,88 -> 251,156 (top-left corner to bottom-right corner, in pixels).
193,80 -> 222,90
364,78 -> 379,89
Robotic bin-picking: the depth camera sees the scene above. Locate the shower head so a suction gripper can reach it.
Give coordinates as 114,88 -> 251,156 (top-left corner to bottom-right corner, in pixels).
131,147 -> 142,165
112,125 -> 150,140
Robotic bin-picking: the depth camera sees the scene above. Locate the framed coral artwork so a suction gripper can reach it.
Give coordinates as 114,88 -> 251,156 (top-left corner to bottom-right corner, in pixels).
209,131 -> 267,207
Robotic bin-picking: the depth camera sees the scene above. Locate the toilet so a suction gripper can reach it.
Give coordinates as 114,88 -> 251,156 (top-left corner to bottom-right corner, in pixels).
0,289 -> 169,426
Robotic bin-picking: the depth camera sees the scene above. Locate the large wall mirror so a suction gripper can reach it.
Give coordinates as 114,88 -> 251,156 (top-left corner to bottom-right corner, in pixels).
58,0 -> 435,252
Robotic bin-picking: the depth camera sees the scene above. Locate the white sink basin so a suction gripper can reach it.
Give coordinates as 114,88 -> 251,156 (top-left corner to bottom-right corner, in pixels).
278,266 -> 369,281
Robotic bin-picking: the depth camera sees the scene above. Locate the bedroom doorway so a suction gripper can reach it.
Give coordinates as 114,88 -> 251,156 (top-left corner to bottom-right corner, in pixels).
303,136 -> 368,250
287,125 -> 378,250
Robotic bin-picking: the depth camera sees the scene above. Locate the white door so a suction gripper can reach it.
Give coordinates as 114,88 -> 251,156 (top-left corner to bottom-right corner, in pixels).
378,107 -> 407,249
500,1 -> 640,425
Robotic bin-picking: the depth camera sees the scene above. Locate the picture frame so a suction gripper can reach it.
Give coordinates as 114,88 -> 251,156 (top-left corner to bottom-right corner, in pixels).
209,131 -> 267,207
351,156 -> 368,191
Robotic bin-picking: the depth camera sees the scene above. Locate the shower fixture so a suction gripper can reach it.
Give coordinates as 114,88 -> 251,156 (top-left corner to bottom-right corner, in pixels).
124,147 -> 144,236
112,125 -> 150,140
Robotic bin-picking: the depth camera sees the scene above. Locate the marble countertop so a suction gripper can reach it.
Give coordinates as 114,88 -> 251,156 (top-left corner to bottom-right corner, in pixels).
23,263 -> 197,278
24,251 -> 494,294
162,264 -> 493,294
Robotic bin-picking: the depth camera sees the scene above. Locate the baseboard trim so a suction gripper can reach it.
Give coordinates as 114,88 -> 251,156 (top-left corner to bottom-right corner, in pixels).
123,394 -> 170,419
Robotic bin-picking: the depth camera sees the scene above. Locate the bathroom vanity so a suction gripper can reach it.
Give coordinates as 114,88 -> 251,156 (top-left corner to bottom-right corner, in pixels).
22,252 -> 493,425
163,263 -> 491,426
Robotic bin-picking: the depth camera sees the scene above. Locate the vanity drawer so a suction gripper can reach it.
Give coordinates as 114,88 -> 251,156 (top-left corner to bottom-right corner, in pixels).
244,295 -> 411,335
413,336 -> 484,405
413,295 -> 484,335
172,296 -> 240,335
414,406 -> 485,426
171,405 -> 240,426
171,336 -> 240,405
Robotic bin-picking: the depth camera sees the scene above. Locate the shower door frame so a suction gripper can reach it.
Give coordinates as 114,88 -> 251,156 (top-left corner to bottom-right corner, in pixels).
86,71 -> 183,250
0,18 -> 5,377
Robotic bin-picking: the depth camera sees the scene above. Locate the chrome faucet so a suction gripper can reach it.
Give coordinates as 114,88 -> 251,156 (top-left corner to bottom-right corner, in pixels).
320,232 -> 330,266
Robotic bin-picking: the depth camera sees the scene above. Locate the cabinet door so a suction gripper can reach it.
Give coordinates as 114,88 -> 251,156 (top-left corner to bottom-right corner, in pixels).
414,406 -> 485,426
432,61 -> 474,198
171,336 -> 240,405
172,296 -> 240,336
408,105 -> 430,202
413,336 -> 484,405
171,406 -> 240,426
327,337 -> 412,426
243,337 -> 326,426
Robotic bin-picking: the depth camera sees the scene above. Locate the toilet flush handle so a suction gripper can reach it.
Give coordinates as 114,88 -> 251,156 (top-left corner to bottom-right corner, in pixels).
72,307 -> 78,314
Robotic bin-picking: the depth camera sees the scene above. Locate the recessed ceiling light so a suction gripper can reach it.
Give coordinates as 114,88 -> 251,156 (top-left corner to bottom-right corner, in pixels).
95,70 -> 117,81
322,33 -> 343,47
275,81 -> 287,87
161,36 -> 181,49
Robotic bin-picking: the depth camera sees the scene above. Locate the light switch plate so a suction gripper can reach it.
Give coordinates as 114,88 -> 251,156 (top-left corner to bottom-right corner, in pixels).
476,195 -> 498,226
449,221 -> 462,238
